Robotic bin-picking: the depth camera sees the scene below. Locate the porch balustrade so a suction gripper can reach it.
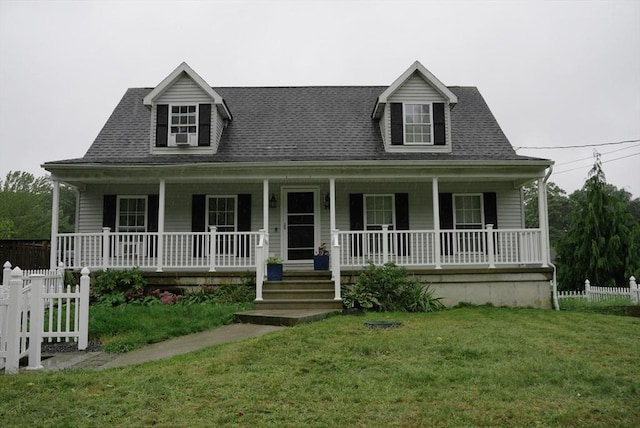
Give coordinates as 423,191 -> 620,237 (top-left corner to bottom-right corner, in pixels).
54,228 -> 262,272
54,226 -> 544,273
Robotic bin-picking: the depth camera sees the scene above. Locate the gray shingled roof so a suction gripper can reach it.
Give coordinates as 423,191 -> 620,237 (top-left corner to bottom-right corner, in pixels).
46,85 -> 548,166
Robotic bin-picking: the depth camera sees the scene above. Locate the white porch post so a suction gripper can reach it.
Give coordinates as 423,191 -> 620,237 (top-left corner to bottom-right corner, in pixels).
263,179 -> 269,232
537,178 -> 550,267
50,179 -> 60,269
329,178 -> 336,233
156,179 -> 165,272
432,177 -> 441,269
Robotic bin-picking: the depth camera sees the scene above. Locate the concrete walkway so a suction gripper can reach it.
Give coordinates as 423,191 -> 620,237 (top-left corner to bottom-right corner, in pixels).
39,323 -> 286,371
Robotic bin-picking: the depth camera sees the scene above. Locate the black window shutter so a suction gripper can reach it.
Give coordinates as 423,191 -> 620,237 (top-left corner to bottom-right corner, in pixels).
237,194 -> 251,231
191,194 -> 206,257
483,192 -> 498,255
237,194 -> 251,257
147,194 -> 159,257
102,195 -> 117,230
390,103 -> 404,145
156,104 -> 169,147
438,193 -> 453,256
349,194 -> 364,257
438,193 -> 453,229
349,194 -> 364,230
483,192 -> 498,229
198,104 -> 211,147
433,103 -> 446,145
395,193 -> 410,256
147,194 -> 159,232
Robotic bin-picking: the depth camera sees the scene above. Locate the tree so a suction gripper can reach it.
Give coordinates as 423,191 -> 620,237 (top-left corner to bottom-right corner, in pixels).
556,155 -> 638,289
522,180 -> 571,248
0,171 -> 75,239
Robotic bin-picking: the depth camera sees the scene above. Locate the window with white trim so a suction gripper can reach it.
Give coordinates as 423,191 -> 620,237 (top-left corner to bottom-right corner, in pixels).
365,195 -> 395,230
404,103 -> 432,144
453,194 -> 483,230
208,196 -> 236,255
117,196 -> 147,232
207,196 -> 236,232
170,105 -> 197,145
454,194 -> 484,253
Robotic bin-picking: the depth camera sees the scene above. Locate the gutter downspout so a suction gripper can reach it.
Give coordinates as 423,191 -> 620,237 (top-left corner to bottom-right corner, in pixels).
542,165 -> 559,311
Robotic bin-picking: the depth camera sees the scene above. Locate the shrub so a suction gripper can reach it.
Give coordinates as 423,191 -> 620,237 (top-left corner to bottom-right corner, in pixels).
343,262 -> 444,313
92,268 -> 147,306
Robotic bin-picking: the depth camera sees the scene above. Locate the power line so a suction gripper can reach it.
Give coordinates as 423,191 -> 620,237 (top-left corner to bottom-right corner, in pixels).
515,139 -> 640,150
554,151 -> 640,176
556,143 -> 640,167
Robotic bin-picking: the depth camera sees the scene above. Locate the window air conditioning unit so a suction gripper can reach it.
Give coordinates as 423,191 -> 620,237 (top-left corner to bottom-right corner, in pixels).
171,133 -> 197,147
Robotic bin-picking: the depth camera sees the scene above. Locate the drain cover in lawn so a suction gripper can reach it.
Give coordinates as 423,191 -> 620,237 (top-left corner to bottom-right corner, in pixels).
364,321 -> 403,329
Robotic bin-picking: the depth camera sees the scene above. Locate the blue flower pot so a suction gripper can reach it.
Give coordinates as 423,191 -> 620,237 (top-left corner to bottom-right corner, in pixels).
313,255 -> 329,271
267,264 -> 283,281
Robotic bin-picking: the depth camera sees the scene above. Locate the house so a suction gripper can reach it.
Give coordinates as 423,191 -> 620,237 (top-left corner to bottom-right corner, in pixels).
42,61 -> 555,309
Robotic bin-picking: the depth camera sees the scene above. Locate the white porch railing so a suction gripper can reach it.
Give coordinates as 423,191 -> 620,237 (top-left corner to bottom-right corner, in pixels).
335,226 -> 544,268
54,227 -> 544,303
55,226 -> 544,272
55,228 -> 263,272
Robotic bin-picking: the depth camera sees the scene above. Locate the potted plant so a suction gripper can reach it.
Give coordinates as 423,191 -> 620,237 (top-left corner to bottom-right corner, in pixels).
266,256 -> 283,281
313,243 -> 330,271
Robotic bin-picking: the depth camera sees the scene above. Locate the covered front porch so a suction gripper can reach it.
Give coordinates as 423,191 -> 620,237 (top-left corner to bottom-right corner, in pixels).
48,162 -> 554,306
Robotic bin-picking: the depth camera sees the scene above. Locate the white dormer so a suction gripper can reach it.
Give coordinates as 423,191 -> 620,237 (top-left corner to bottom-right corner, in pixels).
144,62 -> 231,154
373,61 -> 456,153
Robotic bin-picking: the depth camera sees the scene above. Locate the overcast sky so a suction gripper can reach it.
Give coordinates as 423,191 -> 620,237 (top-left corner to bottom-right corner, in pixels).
1,0 -> 639,196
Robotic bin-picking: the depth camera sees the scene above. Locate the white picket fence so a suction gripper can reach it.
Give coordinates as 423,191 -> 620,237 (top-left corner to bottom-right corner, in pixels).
0,262 -> 90,374
557,276 -> 639,304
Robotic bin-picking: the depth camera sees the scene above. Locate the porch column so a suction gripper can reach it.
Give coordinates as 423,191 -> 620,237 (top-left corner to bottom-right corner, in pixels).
50,179 -> 60,269
263,179 -> 269,232
329,178 -> 336,233
432,177 -> 441,269
537,177 -> 550,267
156,179 -> 165,272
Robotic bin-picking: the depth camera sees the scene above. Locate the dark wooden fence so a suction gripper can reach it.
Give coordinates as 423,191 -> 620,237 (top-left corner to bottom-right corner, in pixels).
0,240 -> 51,269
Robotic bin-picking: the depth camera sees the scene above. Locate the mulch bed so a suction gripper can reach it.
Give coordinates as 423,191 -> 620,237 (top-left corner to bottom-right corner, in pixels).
41,341 -> 103,353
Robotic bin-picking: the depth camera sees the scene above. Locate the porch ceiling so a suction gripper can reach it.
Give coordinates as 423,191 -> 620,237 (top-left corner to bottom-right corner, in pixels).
45,160 -> 550,188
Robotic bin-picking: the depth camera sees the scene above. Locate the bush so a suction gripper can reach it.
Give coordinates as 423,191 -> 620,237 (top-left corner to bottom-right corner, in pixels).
342,262 -> 444,312
92,268 -> 147,306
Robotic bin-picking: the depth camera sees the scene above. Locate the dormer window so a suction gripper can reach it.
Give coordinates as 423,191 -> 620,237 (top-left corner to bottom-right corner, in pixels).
391,102 -> 445,147
404,104 -> 432,144
170,105 -> 197,145
155,103 -> 211,148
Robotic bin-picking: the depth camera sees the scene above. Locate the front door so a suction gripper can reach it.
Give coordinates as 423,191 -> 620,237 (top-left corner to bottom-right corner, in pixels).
285,190 -> 316,261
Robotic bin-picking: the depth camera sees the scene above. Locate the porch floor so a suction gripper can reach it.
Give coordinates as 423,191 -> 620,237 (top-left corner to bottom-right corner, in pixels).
234,308 -> 341,326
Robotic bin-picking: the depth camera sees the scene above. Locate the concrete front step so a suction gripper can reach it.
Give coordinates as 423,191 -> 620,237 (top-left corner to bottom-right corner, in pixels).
235,309 -> 341,326
263,289 -> 335,300
263,280 -> 334,291
254,299 -> 343,310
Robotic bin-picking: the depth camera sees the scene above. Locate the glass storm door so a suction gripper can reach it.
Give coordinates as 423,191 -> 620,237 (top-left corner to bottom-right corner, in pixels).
286,191 -> 315,261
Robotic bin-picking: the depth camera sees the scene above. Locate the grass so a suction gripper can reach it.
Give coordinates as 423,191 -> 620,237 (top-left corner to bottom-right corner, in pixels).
1,306 -> 639,427
559,297 -> 640,316
89,303 -> 251,353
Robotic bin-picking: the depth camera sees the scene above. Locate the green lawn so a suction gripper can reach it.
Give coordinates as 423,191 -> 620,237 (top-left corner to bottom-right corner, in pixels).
2,307 -> 639,427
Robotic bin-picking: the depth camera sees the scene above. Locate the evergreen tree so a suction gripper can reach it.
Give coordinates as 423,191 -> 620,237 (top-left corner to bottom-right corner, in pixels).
556,155 -> 636,289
